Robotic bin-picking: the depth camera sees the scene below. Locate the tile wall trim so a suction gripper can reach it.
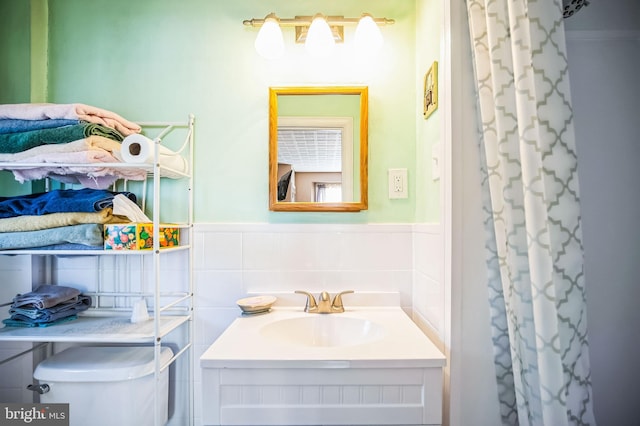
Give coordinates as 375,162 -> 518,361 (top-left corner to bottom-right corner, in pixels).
195,223 -> 415,233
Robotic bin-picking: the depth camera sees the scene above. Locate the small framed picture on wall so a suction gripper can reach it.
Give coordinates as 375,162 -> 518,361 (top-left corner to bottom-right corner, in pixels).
423,61 -> 438,119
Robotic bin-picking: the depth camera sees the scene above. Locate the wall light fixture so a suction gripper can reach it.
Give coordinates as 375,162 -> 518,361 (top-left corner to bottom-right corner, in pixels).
243,13 -> 395,59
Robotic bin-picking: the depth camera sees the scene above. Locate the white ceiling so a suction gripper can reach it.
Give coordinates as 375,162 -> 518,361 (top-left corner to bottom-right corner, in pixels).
277,128 -> 342,172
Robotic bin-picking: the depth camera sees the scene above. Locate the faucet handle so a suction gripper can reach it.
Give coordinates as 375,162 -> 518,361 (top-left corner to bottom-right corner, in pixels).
295,290 -> 318,312
331,290 -> 354,312
319,291 -> 330,302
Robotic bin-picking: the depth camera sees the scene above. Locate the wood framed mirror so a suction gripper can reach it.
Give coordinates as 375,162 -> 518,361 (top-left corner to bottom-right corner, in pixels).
269,86 -> 368,212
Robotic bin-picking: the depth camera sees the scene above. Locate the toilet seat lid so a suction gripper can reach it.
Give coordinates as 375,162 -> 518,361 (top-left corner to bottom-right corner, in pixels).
34,346 -> 173,382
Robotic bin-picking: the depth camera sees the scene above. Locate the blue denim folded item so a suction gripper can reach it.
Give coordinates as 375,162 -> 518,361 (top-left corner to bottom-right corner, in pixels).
12,284 -> 81,309
10,294 -> 91,322
0,188 -> 136,218
2,315 -> 78,328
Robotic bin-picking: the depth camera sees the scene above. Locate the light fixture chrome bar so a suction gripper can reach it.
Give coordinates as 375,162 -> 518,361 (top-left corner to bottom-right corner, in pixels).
243,15 -> 395,28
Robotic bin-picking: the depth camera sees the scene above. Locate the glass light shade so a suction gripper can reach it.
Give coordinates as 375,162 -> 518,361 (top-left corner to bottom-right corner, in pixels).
255,17 -> 284,60
305,16 -> 335,57
354,15 -> 384,55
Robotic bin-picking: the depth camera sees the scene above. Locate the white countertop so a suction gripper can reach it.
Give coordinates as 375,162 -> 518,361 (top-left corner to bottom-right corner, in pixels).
200,307 -> 446,369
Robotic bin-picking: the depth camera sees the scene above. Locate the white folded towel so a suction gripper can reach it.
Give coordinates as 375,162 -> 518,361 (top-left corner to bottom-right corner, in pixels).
112,194 -> 151,222
0,136 -> 122,162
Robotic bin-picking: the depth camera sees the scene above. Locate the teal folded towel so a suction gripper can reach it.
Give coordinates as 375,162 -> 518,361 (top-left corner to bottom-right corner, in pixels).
0,123 -> 124,154
2,315 -> 78,328
0,118 -> 80,134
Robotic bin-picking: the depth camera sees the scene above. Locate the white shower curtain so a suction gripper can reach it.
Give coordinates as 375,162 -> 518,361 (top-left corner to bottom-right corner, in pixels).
465,0 -> 596,424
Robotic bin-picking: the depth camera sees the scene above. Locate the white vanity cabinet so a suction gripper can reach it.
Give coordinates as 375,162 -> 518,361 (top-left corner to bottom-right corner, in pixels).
202,365 -> 443,426
200,307 -> 446,426
0,116 -> 195,426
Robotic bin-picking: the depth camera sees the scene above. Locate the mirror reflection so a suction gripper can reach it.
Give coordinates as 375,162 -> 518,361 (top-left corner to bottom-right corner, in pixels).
269,86 -> 368,212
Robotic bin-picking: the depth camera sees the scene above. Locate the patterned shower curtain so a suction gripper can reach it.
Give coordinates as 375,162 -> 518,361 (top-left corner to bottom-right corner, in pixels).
465,0 -> 596,425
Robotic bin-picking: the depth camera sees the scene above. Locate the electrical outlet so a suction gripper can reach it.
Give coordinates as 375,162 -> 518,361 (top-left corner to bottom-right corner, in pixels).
388,168 -> 408,199
394,174 -> 403,192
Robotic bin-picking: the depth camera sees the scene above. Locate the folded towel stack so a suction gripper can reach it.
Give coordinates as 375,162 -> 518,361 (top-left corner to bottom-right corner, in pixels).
2,284 -> 92,328
0,103 -> 147,188
0,188 -> 136,250
0,103 -> 141,136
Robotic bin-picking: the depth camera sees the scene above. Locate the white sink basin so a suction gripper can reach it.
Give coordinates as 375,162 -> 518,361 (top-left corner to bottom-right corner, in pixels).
260,315 -> 385,347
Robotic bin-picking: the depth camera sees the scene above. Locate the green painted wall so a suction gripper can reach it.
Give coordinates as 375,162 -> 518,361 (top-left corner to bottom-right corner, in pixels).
0,0 -> 36,196
415,0 -> 441,223
2,0 -> 443,223
0,1 -> 30,104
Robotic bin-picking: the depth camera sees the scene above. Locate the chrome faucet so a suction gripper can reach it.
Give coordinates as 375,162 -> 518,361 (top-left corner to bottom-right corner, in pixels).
295,290 -> 354,313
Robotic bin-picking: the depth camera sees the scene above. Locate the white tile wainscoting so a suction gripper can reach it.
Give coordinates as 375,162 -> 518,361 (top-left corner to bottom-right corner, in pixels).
193,223 -> 445,425
0,223 -> 445,426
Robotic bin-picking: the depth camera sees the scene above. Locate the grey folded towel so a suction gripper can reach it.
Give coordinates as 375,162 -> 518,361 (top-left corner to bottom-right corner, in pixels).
9,294 -> 91,323
12,284 -> 81,309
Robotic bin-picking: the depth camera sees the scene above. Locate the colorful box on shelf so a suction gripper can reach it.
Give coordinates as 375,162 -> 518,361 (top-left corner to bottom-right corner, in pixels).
104,223 -> 180,250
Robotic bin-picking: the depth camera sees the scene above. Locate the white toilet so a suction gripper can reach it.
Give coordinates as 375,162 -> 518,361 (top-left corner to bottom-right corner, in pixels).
34,345 -> 173,426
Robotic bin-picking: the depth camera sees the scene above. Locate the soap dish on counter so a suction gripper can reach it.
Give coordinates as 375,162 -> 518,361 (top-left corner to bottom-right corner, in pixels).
236,295 -> 277,316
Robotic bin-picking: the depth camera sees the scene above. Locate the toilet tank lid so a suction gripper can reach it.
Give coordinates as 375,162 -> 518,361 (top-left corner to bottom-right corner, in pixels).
34,346 -> 174,382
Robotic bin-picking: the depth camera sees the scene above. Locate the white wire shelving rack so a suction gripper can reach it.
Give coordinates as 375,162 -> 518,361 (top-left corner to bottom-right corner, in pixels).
0,114 -> 195,426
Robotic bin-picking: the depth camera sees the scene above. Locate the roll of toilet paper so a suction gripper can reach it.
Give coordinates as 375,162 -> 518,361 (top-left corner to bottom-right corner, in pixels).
121,134 -> 156,164
121,133 -> 188,178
